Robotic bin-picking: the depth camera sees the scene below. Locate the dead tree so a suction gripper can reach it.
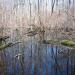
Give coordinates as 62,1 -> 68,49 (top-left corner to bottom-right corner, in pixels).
51,0 -> 55,14
56,0 -> 58,6
29,0 -> 32,25
38,0 -> 40,14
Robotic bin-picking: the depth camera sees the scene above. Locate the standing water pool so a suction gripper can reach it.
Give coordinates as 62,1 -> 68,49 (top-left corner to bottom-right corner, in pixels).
0,39 -> 75,75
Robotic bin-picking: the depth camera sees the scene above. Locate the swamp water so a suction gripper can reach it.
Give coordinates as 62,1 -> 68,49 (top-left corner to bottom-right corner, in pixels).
0,38 -> 75,75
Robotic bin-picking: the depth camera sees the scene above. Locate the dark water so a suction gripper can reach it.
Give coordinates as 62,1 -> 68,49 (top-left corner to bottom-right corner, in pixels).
0,39 -> 75,75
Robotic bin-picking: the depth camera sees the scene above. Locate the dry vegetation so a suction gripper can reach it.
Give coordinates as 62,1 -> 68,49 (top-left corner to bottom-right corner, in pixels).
0,0 -> 75,42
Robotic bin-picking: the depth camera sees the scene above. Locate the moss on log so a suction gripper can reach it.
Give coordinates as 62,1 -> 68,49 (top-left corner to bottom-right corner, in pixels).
0,43 -> 13,50
61,40 -> 75,47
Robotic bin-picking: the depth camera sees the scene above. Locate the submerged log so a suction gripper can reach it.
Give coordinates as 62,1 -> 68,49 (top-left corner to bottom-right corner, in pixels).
0,43 -> 12,50
0,42 -> 21,51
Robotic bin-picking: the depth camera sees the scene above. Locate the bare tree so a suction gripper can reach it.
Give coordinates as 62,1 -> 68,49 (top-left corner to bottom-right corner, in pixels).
56,0 -> 58,6
38,0 -> 40,14
51,0 -> 55,14
29,0 -> 32,25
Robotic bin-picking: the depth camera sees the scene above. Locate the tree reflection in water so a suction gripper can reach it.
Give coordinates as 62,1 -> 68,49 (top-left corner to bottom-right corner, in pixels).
0,39 -> 75,75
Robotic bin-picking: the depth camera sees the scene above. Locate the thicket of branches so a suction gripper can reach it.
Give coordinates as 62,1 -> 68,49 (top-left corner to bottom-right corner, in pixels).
0,0 -> 75,39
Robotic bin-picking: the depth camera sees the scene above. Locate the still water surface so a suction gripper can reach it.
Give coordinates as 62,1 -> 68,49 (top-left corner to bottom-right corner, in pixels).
0,39 -> 75,75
